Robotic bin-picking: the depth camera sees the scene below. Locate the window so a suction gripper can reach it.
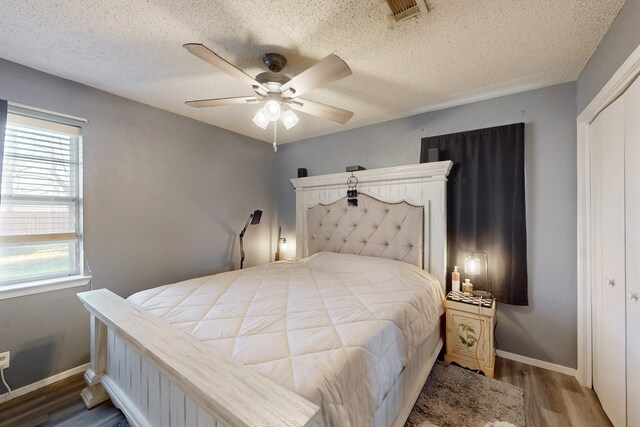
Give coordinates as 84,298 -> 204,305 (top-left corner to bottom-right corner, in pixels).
0,107 -> 84,287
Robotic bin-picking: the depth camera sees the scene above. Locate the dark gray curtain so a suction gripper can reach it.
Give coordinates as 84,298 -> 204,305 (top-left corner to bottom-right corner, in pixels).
0,99 -> 6,203
420,123 -> 528,305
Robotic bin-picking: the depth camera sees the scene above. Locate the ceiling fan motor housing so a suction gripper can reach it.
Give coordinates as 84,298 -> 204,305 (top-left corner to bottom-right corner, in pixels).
256,72 -> 290,88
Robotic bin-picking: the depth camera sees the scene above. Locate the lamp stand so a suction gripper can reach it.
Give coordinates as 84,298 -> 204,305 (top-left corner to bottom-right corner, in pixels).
470,250 -> 490,294
239,214 -> 254,269
275,227 -> 282,261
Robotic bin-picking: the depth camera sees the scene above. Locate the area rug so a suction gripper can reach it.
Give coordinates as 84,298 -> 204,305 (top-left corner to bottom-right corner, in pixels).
405,361 -> 525,427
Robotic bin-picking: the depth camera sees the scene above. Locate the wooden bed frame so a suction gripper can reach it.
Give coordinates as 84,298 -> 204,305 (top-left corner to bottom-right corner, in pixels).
77,161 -> 452,427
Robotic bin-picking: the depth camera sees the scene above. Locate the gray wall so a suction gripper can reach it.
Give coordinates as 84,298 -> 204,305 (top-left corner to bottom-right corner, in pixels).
7,0 -> 640,388
577,0 -> 640,113
0,58 -> 276,391
276,82 -> 578,368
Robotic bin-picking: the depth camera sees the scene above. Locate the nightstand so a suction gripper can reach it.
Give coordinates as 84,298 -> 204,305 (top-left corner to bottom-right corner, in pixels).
444,290 -> 496,377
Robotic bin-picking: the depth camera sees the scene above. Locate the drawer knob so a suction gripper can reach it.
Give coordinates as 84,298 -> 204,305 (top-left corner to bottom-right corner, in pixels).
630,293 -> 639,302
608,279 -> 615,287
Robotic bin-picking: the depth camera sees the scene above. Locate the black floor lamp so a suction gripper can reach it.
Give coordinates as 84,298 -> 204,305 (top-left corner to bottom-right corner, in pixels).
239,210 -> 262,269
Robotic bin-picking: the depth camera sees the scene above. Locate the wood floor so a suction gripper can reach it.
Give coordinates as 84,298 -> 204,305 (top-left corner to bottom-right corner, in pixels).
494,357 -> 612,427
0,357 -> 612,427
0,374 -> 126,427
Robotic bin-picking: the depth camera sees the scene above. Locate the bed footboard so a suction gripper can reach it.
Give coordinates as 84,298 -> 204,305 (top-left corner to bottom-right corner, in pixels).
77,289 -> 320,427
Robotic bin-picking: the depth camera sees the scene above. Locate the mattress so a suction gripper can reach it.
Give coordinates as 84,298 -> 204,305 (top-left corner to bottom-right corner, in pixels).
127,251 -> 444,427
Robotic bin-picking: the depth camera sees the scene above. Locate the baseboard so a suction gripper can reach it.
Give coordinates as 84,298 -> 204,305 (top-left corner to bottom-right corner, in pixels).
496,350 -> 577,377
0,363 -> 89,404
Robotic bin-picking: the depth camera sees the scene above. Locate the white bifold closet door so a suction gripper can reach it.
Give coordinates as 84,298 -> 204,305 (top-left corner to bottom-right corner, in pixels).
590,93 -> 626,427
624,76 -> 640,427
590,74 -> 640,427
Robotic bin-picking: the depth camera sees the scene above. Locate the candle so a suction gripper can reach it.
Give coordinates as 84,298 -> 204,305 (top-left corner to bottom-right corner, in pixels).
462,279 -> 473,294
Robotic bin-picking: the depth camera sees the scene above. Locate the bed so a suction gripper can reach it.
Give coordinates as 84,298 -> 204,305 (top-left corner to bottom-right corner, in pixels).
77,161 -> 453,427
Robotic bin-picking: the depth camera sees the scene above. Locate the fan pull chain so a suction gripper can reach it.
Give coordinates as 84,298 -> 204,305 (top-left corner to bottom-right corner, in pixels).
273,122 -> 278,152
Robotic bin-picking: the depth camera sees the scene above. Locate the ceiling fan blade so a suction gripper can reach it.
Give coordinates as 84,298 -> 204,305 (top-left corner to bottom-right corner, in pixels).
291,99 -> 354,124
281,54 -> 352,98
183,43 -> 268,94
185,96 -> 260,108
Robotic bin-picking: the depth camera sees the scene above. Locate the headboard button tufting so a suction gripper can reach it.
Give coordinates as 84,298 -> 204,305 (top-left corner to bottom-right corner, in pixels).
306,193 -> 424,268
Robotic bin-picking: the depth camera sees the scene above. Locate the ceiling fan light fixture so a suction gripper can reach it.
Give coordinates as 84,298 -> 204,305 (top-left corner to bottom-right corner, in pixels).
281,109 -> 299,130
263,100 -> 282,121
252,109 -> 269,129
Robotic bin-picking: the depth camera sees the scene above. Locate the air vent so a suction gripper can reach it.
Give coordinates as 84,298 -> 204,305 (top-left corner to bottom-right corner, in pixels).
385,0 -> 422,21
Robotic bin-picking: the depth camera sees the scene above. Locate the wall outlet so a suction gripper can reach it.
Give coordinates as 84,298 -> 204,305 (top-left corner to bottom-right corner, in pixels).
0,351 -> 10,369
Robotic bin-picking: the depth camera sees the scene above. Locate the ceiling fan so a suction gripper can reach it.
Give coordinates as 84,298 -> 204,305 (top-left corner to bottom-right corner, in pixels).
183,43 -> 354,150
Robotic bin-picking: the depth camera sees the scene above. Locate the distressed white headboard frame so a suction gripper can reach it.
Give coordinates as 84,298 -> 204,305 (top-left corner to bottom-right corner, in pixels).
290,161 -> 453,290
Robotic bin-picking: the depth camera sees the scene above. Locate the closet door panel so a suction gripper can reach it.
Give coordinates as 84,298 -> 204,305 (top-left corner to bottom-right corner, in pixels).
590,106 -> 605,419
590,95 -> 626,427
625,76 -> 640,427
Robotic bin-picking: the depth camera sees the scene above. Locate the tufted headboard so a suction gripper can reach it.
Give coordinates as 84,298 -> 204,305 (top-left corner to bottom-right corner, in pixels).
290,162 -> 453,290
307,194 -> 424,267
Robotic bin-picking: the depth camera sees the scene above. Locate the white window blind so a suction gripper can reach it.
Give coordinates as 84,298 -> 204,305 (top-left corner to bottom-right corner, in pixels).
0,110 -> 83,285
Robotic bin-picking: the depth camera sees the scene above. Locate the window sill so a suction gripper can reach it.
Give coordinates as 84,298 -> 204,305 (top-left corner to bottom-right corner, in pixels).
0,275 -> 92,301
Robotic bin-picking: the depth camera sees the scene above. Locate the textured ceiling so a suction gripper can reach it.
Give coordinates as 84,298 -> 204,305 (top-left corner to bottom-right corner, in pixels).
0,0 -> 624,144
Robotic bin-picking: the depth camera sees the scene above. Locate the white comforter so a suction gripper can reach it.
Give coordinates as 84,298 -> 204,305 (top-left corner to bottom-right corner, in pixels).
128,252 -> 444,427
